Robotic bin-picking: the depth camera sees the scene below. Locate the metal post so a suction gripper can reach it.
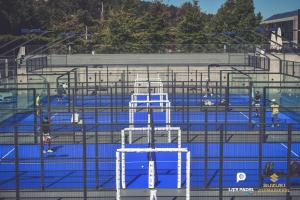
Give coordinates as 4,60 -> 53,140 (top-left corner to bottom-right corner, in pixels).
219,124 -> 224,200
72,88 -> 76,143
167,65 -> 170,94
110,87 -> 114,143
33,89 -> 37,143
116,152 -> 121,200
182,82 -> 184,131
74,70 -> 78,97
204,108 -> 208,188
126,65 -> 129,95
47,83 -> 51,121
85,66 -> 89,95
224,85 -> 229,140
95,107 -> 99,189
258,114 -> 263,187
106,65 -> 109,94
122,70 -> 125,111
174,73 -> 177,109
14,126 -> 20,200
249,82 -> 253,128
115,82 -> 118,123
83,123 -> 87,200
186,151 -> 191,200
187,77 -> 190,142
68,72 -> 71,112
39,106 -> 45,190
200,73 -> 203,109
287,124 -> 292,199
261,87 -> 267,140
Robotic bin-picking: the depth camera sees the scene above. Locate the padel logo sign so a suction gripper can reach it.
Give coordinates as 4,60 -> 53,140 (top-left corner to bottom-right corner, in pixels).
228,172 -> 254,193
236,172 -> 246,183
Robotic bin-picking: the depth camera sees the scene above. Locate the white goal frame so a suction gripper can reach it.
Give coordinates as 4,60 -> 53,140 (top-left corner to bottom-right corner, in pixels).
116,148 -> 190,200
129,94 -> 171,129
134,74 -> 164,94
121,126 -> 181,144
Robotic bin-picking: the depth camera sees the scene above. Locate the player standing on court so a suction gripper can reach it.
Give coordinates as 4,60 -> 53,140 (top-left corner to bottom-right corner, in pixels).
57,84 -> 64,102
42,117 -> 53,153
35,94 -> 41,115
254,91 -> 261,117
270,99 -> 279,127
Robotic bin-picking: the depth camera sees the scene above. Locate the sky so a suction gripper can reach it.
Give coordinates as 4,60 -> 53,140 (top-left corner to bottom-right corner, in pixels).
152,0 -> 300,19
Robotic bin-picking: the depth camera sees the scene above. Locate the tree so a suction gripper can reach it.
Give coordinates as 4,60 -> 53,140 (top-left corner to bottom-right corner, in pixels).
99,9 -> 137,53
176,1 -> 206,52
210,0 -> 262,43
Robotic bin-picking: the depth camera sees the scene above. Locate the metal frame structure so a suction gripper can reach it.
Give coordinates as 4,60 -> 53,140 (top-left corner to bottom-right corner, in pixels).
115,148 -> 191,200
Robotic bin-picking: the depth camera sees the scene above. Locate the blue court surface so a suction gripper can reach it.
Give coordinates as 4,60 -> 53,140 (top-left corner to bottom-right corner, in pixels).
1,111 -> 299,133
1,143 -> 300,190
45,94 -> 251,107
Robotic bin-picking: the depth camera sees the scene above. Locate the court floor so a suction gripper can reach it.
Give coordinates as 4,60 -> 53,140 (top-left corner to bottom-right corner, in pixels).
0,110 -> 298,133
1,143 -> 300,190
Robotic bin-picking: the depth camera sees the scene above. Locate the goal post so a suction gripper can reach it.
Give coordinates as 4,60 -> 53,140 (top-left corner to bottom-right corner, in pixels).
116,148 -> 191,200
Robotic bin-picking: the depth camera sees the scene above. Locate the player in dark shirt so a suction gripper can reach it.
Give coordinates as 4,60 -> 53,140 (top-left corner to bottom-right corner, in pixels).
42,117 -> 53,153
254,91 -> 261,117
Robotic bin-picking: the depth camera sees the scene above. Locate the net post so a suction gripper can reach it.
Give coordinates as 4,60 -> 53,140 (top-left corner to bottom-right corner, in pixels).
186,151 -> 191,200
116,152 -> 121,200
178,129 -> 182,188
14,125 -> 20,200
149,161 -> 155,188
177,150 -> 182,189
121,131 -> 126,189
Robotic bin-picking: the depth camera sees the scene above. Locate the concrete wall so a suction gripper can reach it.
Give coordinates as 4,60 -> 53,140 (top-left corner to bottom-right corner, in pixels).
43,53 -> 246,67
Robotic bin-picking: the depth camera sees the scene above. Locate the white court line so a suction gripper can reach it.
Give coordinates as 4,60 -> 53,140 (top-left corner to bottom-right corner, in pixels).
239,112 -> 256,124
0,148 -> 15,161
280,143 -> 299,157
51,113 -> 58,120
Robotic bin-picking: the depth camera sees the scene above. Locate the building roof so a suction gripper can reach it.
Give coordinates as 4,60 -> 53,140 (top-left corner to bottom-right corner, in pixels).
264,10 -> 298,22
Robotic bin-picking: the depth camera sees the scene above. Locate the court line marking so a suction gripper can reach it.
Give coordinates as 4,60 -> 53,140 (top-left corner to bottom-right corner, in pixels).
0,160 -> 290,165
51,113 -> 58,120
0,148 -> 15,161
280,143 -> 299,157
239,112 -> 256,124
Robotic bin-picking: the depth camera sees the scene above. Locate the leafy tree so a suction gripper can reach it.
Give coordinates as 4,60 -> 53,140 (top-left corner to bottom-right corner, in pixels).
176,1 -> 205,52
